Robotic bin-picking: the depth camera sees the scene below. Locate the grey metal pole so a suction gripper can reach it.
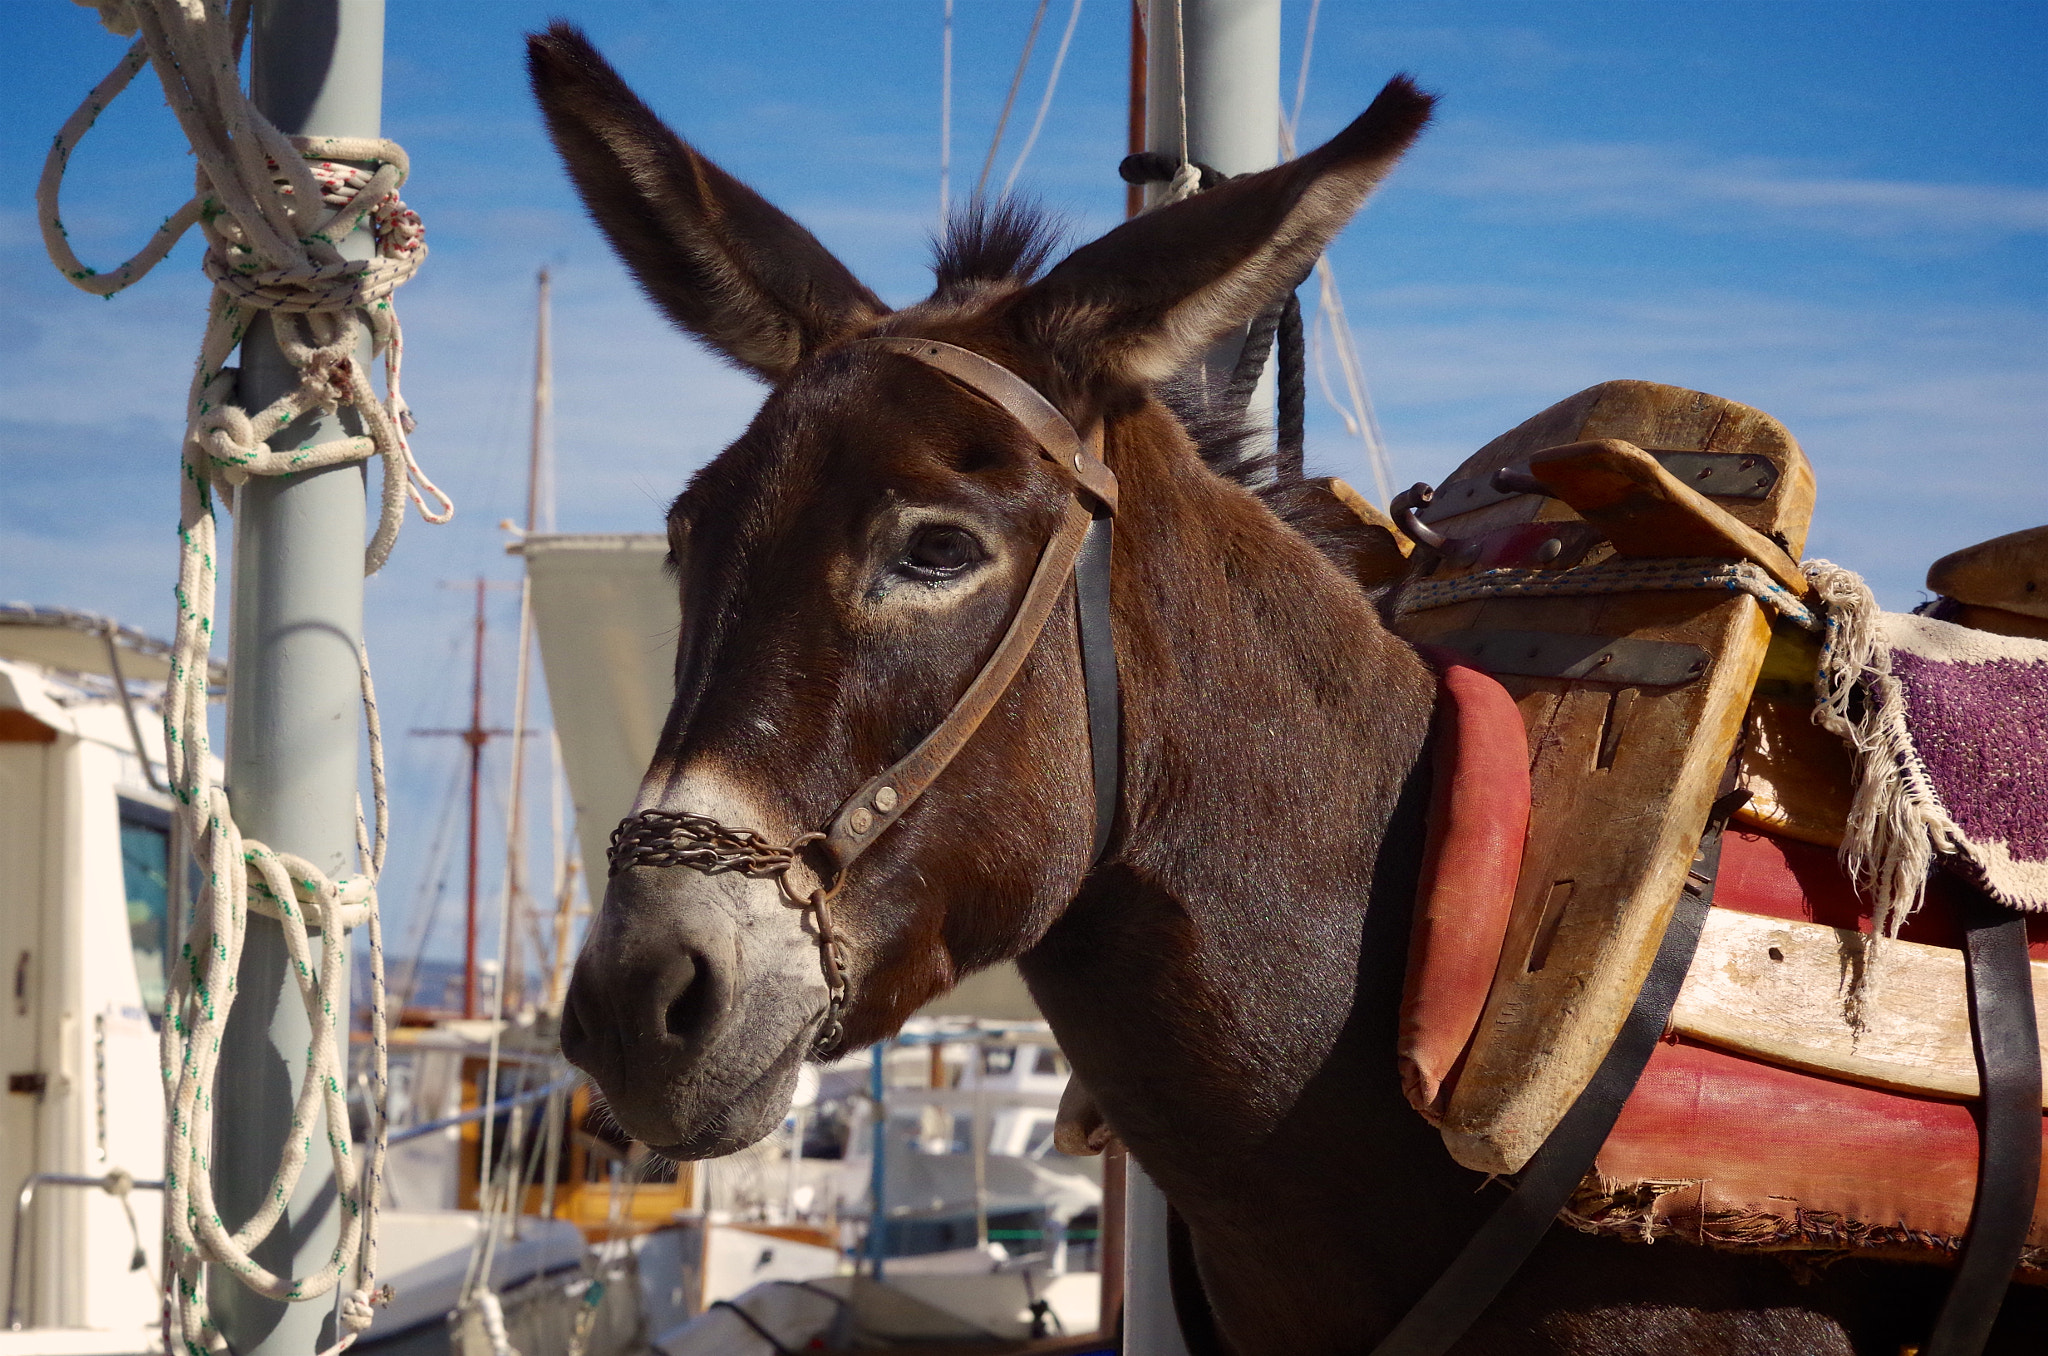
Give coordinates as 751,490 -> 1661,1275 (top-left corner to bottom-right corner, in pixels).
1122,1160 -> 1194,1356
216,2 -> 384,1352
1131,7 -> 1279,1352
1144,0 -> 1283,412
867,1042 -> 888,1281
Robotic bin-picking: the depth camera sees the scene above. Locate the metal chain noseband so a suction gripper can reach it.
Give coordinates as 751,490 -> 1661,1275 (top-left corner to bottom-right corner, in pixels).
608,811 -> 853,1055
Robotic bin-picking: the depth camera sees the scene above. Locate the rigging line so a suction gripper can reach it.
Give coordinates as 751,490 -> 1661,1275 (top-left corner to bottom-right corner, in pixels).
1000,0 -> 1087,199
1308,306 -> 1355,437
1277,17 -> 1396,506
1316,257 -> 1396,504
1174,0 -> 1189,168
939,0 -> 954,224
392,742 -> 469,1014
390,631 -> 472,1012
976,0 -> 1052,201
1288,0 -> 1322,141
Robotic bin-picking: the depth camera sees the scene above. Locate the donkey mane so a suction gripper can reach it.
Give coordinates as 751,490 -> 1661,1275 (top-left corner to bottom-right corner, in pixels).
931,196 -> 1062,298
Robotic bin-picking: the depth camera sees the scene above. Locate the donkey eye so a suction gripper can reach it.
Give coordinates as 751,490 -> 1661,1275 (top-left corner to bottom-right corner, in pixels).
899,525 -> 982,579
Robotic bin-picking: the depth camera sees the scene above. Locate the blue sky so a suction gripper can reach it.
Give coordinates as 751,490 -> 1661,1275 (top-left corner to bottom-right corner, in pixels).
5,1 -> 2043,968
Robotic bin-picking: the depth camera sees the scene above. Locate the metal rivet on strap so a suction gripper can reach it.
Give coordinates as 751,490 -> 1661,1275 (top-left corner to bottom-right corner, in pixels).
849,807 -> 873,835
874,786 -> 898,812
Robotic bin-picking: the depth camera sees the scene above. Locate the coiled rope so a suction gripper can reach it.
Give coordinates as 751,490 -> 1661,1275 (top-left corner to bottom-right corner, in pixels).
40,2 -> 450,1352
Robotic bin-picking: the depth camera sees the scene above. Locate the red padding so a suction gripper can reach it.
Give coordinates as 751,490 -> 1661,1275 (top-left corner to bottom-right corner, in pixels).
1600,1037 -> 2048,1250
1400,651 -> 1531,1121
1718,827 -> 2048,959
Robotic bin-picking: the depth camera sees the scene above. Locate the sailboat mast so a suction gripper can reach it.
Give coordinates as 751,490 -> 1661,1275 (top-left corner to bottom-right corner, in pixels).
464,577 -> 487,1019
526,269 -> 552,536
1129,16 -> 1282,1354
214,5 -> 387,1346
501,269 -> 553,1016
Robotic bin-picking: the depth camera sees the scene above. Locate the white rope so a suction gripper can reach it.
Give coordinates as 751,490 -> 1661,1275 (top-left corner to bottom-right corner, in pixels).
42,2 -> 446,1351
975,0 -> 1051,200
1286,0 -> 1322,141
939,0 -> 954,225
1159,0 -> 1201,205
999,0 -> 1086,199
1275,15 -> 1397,507
1305,258 -> 1396,504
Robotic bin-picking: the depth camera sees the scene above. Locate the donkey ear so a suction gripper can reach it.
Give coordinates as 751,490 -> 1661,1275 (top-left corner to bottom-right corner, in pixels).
1008,76 -> 1433,387
527,23 -> 887,380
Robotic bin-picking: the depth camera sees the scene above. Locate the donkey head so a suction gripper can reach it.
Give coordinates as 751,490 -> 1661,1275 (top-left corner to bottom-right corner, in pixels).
529,22 -> 1431,1157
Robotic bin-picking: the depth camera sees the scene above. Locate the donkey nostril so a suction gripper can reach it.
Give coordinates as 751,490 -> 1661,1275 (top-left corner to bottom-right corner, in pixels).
662,955 -> 711,1042
559,975 -> 599,1069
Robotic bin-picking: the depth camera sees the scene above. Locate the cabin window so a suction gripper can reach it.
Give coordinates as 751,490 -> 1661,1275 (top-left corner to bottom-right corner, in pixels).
118,798 -> 173,1025
1033,1047 -> 1060,1076
981,1046 -> 1015,1075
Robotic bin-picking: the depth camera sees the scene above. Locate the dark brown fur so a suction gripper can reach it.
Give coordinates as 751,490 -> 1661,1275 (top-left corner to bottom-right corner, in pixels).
530,24 -> 2043,1353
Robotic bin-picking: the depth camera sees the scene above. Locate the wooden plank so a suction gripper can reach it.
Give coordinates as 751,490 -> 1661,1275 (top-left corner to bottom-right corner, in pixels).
1673,908 -> 2048,1104
1732,693 -> 1852,848
1927,523 -> 2048,619
1950,602 -> 2048,642
1395,380 -> 1815,1174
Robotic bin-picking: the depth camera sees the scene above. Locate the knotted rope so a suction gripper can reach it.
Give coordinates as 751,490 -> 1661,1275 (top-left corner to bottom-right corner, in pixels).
41,2 -> 448,1351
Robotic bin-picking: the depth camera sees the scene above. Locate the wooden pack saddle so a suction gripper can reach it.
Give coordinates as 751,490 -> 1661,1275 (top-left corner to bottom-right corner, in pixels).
1380,380 -> 2048,1273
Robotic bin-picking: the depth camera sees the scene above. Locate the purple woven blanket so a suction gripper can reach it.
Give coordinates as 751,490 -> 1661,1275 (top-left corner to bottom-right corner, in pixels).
1885,613 -> 2048,911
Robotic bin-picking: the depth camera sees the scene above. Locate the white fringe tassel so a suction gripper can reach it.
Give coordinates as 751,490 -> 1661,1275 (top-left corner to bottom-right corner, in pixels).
1806,561 -> 1963,1015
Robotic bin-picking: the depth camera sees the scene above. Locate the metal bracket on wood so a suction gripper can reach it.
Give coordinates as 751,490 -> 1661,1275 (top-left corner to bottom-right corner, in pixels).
1422,449 -> 1782,524
1432,629 -> 1711,687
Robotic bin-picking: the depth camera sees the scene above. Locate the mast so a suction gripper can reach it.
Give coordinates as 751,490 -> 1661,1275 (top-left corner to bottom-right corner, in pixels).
1144,0 -> 1281,411
1126,1 -> 1147,220
502,268 -> 552,1018
1128,18 -> 1281,1356
412,579 -> 510,1020
215,2 -> 384,1349
464,579 -> 487,1019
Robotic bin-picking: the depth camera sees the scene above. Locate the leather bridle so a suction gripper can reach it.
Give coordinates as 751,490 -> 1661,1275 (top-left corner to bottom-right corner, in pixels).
607,336 -> 1123,1055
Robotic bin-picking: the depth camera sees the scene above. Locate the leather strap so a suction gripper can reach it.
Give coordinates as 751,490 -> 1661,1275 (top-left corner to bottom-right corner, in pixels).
818,338 -> 1120,873
1075,509 -> 1120,863
1370,795 -> 1742,1356
822,498 -> 1095,868
1924,889 -> 2041,1356
860,336 -> 1119,511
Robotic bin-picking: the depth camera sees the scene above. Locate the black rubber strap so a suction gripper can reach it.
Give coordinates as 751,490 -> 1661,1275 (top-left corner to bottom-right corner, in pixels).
1075,510 -> 1121,865
1370,798 -> 1741,1356
1925,889 -> 2041,1356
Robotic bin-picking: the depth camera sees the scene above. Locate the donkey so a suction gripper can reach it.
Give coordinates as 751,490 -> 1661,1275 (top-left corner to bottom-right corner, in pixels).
529,25 -> 2041,1355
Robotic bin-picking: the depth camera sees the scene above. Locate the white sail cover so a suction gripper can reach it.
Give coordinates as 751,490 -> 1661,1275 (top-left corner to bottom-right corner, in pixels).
520,533 -> 677,887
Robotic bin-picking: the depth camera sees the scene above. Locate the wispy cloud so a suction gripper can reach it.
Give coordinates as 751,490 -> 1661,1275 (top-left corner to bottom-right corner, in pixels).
1418,128 -> 2048,239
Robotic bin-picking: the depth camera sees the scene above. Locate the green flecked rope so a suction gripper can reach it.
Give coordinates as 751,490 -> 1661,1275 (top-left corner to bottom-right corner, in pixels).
42,2 -> 450,1353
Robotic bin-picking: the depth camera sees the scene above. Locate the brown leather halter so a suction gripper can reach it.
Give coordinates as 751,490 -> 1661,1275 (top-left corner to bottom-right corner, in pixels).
607,336 -> 1122,1055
